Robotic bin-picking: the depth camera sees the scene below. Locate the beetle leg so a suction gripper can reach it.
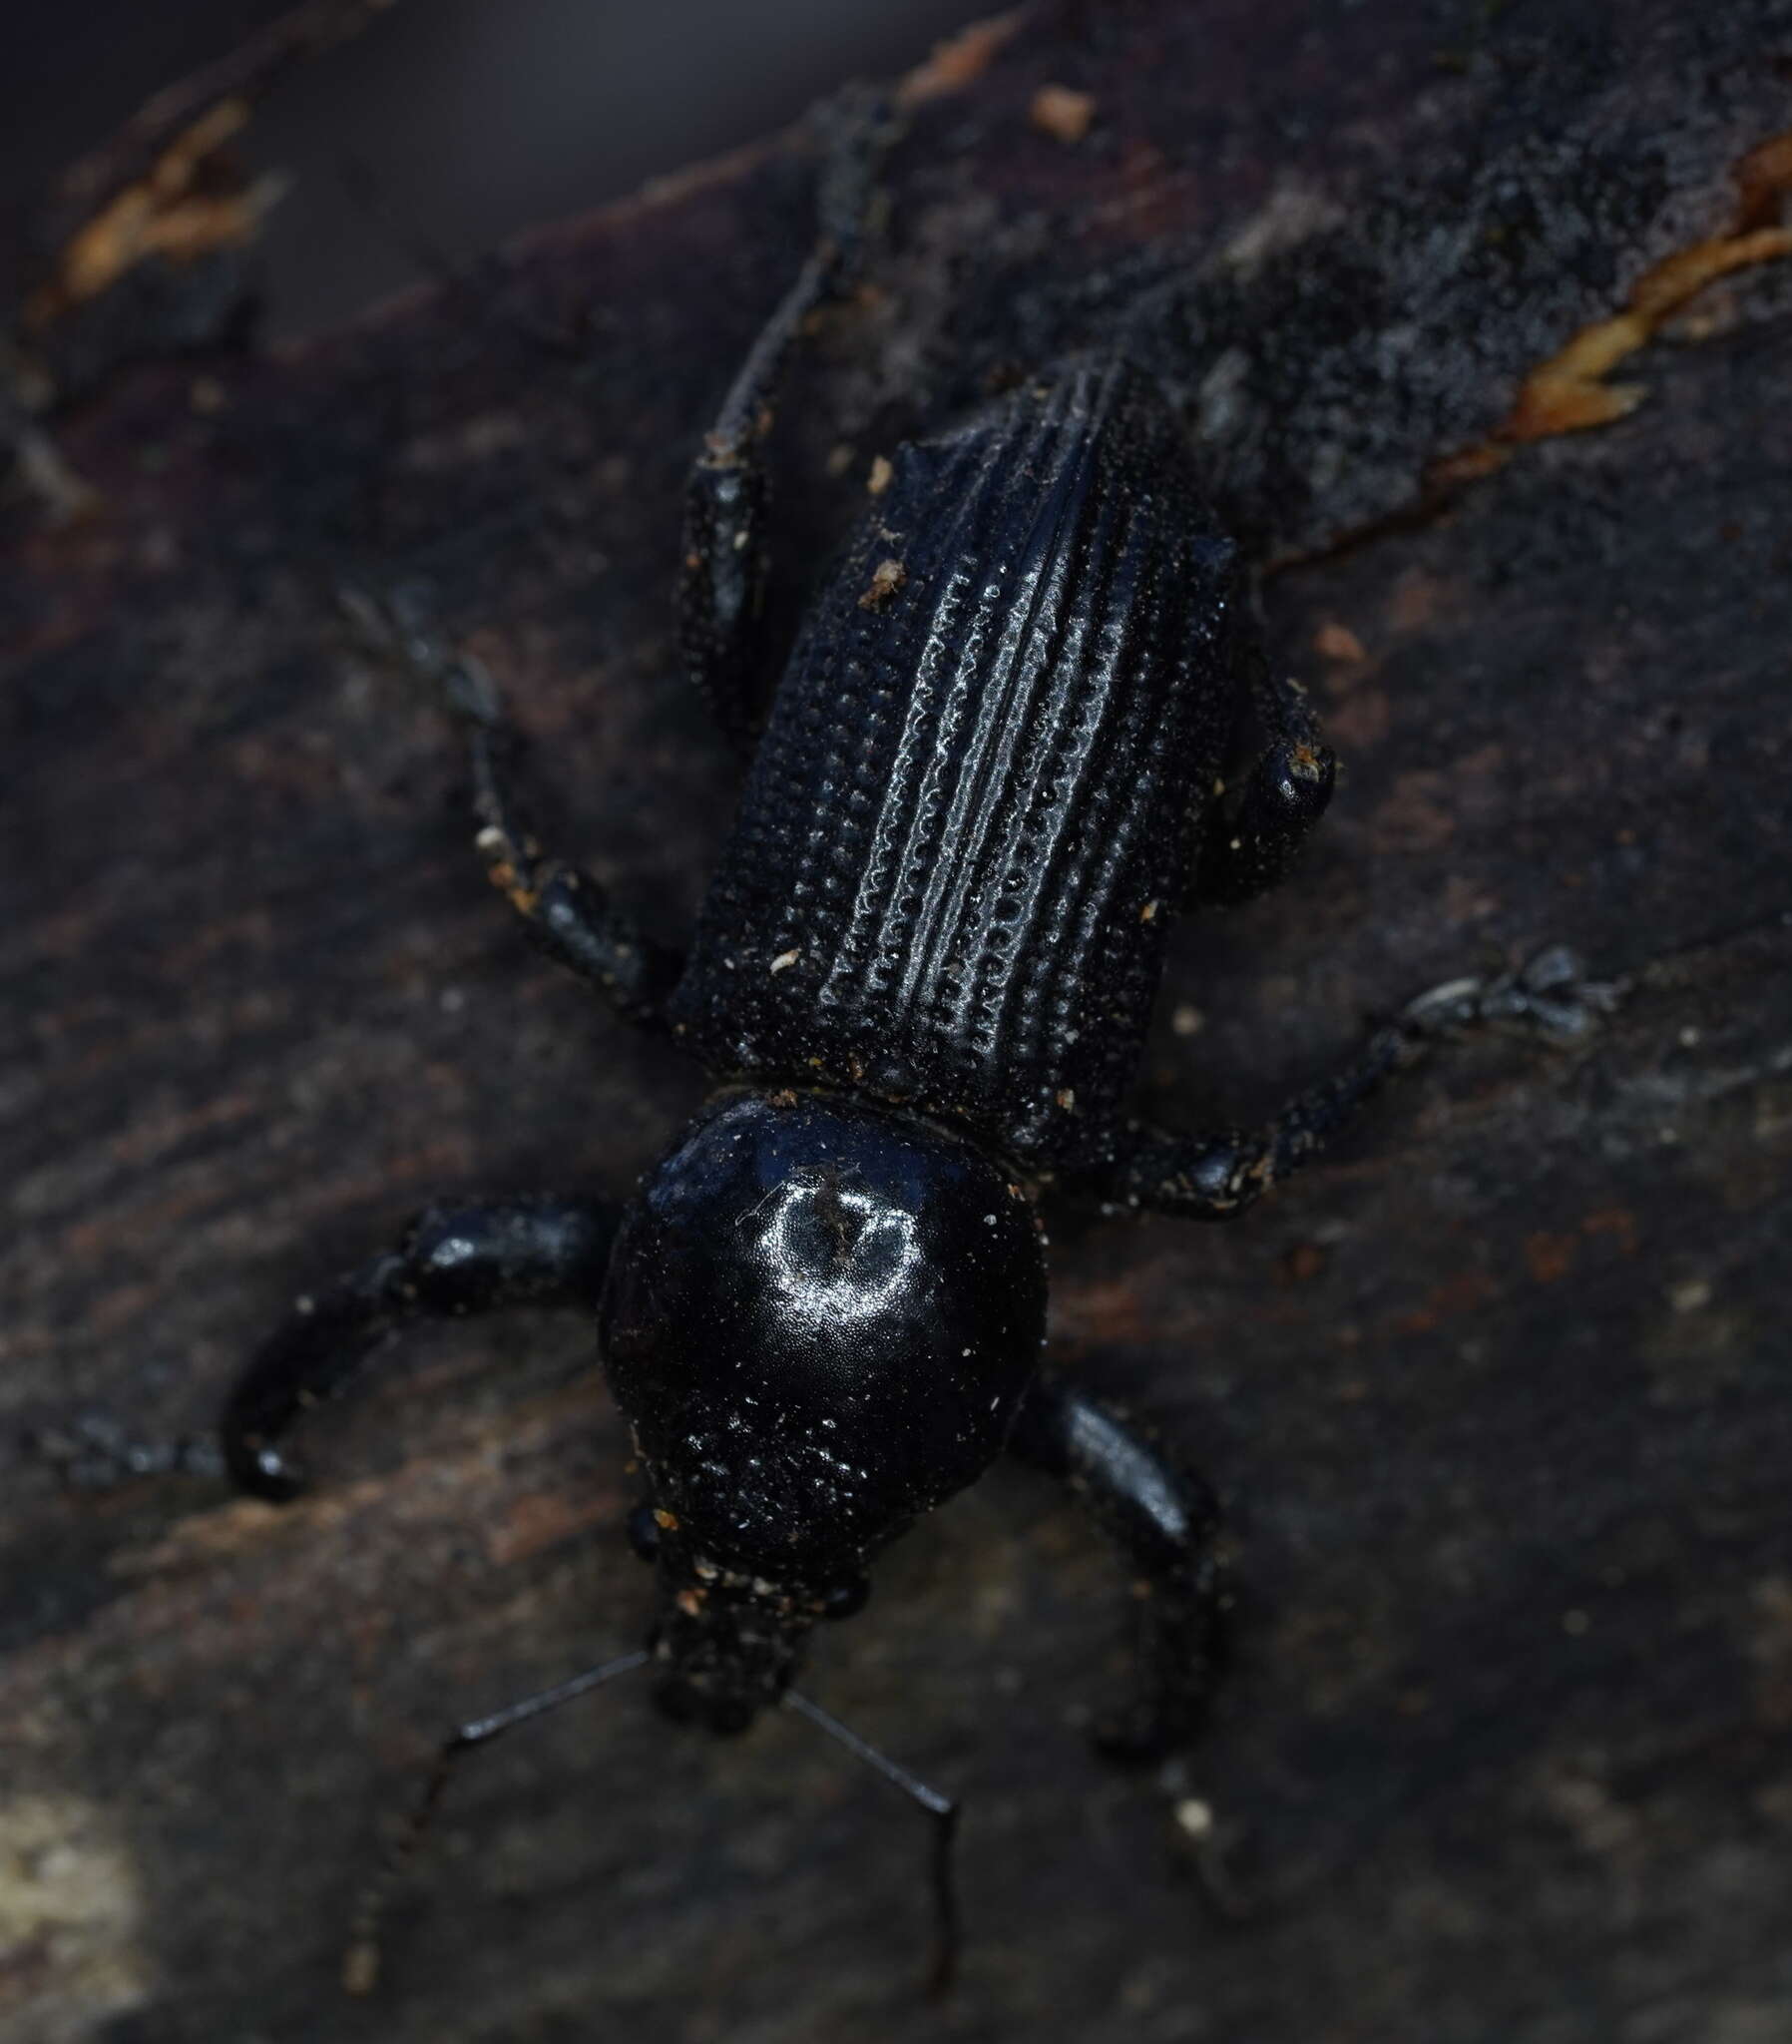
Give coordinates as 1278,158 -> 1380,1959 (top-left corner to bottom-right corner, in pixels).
1088,948 -> 1622,1220
1098,1017 -> 1417,1220
459,691 -> 684,1024
222,1194 -> 619,1501
1008,1375 -> 1226,1762
677,87 -> 892,751
1188,655 -> 1336,908
344,586 -> 685,1026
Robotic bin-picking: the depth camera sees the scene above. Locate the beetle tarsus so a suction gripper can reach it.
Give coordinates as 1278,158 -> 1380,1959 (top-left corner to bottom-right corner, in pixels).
1398,945 -> 1625,1044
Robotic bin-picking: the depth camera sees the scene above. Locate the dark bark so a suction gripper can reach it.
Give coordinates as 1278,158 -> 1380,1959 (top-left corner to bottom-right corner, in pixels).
3,4 -> 1790,2041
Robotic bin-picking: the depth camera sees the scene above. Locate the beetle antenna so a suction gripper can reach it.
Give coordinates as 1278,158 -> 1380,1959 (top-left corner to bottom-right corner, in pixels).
783,1687 -> 962,1997
343,1648 -> 650,1996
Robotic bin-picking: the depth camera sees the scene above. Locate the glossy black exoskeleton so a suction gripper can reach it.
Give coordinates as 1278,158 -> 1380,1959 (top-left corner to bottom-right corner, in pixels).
213,100 -> 1608,1992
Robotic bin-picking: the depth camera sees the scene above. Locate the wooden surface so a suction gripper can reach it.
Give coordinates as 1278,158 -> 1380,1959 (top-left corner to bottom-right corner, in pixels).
4,4 -> 1790,2040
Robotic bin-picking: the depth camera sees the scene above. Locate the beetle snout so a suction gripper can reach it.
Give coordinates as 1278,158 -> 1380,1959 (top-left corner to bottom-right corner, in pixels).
646,1568 -> 808,1739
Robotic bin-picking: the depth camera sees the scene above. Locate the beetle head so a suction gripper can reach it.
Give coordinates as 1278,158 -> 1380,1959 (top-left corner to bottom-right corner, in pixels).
622,1500 -> 866,1732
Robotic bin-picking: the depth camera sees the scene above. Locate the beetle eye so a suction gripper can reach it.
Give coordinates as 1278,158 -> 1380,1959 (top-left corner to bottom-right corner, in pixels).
817,1576 -> 871,1621
627,1502 -> 662,1562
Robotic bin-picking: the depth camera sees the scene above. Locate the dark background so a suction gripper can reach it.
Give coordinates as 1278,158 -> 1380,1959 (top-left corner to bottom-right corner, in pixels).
2,0 -> 989,334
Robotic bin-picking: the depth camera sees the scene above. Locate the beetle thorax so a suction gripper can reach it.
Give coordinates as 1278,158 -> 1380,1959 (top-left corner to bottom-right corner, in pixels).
599,1089 -> 1048,1591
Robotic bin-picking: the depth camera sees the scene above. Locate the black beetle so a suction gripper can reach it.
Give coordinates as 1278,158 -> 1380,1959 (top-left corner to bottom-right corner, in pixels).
210,99 -> 1608,1992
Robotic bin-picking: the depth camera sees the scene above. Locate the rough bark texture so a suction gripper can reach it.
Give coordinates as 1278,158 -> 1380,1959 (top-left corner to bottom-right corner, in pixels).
4,4 -> 1790,2041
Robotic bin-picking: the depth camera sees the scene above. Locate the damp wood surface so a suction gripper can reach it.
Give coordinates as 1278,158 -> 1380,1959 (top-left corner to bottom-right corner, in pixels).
4,3 -> 1790,2041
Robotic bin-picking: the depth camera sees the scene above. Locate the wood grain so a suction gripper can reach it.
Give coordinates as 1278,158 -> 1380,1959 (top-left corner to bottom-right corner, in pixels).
4,4 -> 1789,2039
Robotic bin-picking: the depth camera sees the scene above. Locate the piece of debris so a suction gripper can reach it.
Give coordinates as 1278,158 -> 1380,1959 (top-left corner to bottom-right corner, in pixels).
859,557 -> 907,610
1030,85 -> 1097,144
